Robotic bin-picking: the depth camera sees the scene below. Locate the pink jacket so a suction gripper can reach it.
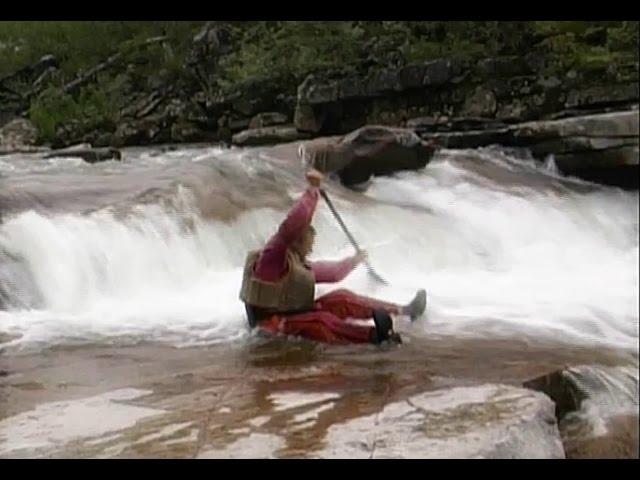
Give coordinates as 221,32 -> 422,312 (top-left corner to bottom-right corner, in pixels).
253,187 -> 358,283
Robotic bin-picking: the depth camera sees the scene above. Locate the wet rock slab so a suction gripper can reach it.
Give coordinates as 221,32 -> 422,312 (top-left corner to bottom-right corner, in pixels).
0,340 -> 632,458
318,383 -> 564,459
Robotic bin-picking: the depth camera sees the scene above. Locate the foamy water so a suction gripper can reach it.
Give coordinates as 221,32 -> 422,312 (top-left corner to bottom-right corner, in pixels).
0,145 -> 638,354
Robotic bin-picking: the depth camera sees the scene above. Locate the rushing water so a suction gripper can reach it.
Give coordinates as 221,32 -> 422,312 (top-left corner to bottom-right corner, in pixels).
0,144 -> 638,355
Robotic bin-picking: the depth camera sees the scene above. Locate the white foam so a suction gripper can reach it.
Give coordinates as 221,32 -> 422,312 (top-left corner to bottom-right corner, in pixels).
270,392 -> 341,412
0,148 -> 637,352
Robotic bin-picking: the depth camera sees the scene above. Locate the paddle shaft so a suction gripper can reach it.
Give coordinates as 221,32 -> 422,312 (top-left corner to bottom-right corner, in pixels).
319,189 -> 388,285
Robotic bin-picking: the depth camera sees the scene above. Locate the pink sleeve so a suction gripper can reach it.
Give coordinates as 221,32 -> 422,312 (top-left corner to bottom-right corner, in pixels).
309,256 -> 358,283
254,187 -> 319,282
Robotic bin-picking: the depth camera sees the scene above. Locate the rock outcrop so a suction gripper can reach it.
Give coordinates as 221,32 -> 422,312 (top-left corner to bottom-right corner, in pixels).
319,384 -> 565,459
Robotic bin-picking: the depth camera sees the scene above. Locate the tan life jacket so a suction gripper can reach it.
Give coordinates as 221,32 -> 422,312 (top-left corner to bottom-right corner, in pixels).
239,249 -> 315,313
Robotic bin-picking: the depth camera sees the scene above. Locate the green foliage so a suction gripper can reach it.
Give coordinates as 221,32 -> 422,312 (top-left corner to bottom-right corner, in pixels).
217,22 -> 366,90
607,21 -> 640,53
29,77 -> 127,143
402,41 -> 443,63
1,21 -> 636,145
0,21 -> 203,78
2,21 -> 636,89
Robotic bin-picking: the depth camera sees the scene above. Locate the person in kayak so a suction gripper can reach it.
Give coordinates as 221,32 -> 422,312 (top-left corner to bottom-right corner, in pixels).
239,169 -> 426,345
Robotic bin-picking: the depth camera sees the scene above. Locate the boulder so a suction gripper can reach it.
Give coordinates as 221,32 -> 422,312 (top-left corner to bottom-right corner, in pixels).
300,125 -> 437,186
297,60 -> 458,107
0,118 -> 39,150
318,384 -> 565,459
170,120 -> 211,143
297,74 -> 339,105
112,116 -> 167,146
231,125 -> 310,147
249,112 -> 289,130
421,59 -> 458,86
294,104 -> 325,133
460,87 -> 498,118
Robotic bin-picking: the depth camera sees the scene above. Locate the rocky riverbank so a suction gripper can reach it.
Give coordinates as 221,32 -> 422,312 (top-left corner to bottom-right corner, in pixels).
1,22 -> 638,188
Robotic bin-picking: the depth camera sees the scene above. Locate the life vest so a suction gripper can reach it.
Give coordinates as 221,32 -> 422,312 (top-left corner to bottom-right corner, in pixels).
239,249 -> 315,314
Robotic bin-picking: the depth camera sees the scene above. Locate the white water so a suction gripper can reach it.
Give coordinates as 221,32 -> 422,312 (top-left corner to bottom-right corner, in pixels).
0,146 -> 638,353
560,365 -> 639,437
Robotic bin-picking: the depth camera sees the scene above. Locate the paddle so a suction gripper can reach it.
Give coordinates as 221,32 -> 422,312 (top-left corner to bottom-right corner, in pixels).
319,188 -> 389,286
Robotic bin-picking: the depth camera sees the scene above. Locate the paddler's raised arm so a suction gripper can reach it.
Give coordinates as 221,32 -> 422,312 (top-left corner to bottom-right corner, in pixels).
253,170 -> 323,281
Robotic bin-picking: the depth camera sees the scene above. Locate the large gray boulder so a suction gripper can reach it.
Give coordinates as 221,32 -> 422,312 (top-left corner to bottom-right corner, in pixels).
300,125 -> 438,186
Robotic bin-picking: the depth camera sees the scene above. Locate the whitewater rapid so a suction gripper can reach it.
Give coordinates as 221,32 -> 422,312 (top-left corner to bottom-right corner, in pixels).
0,145 -> 638,353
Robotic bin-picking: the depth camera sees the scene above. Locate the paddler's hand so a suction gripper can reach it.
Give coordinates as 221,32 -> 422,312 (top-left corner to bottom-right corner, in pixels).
306,169 -> 324,188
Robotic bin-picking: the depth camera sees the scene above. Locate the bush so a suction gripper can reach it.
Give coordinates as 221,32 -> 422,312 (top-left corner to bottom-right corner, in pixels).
29,79 -> 126,143
0,21 -> 204,79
